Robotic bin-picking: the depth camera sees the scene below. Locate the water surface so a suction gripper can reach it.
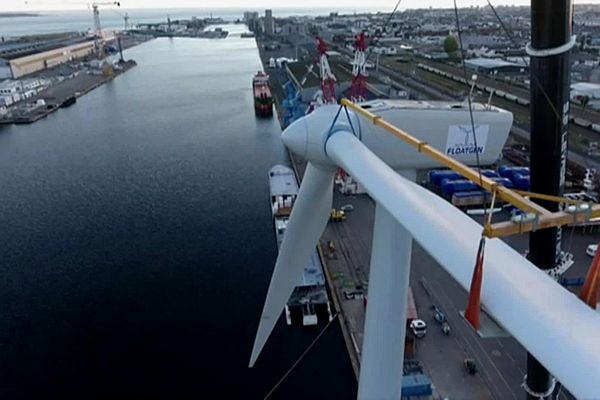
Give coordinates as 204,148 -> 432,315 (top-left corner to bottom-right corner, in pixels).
0,26 -> 356,399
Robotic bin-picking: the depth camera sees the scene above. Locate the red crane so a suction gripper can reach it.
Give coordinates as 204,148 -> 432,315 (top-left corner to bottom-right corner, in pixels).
351,32 -> 368,102
316,37 -> 337,104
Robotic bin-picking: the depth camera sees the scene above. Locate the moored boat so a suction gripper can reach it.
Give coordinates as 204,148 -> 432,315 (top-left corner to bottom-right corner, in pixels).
253,72 -> 273,118
268,164 -> 332,326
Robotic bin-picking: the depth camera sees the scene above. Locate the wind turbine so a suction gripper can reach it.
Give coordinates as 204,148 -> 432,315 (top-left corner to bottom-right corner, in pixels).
249,101 -> 600,399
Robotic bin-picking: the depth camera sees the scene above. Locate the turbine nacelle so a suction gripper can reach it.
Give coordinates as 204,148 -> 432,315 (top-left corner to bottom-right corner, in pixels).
282,100 -> 513,170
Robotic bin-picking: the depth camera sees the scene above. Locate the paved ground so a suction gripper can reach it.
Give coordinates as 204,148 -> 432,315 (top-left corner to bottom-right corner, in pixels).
32,72 -> 105,106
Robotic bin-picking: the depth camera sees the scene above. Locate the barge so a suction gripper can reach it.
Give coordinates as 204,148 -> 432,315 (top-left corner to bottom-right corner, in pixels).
269,165 -> 332,326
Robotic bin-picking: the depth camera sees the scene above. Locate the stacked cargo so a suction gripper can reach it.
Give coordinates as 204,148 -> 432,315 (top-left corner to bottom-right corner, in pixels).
498,165 -> 530,190
428,167 -> 525,209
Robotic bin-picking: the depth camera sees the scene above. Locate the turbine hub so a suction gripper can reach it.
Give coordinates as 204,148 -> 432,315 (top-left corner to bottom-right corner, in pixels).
282,105 -> 361,167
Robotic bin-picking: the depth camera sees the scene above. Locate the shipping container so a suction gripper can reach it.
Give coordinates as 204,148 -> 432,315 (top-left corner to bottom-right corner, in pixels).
498,165 -> 530,180
512,173 -> 530,190
451,190 -> 490,207
429,170 -> 463,186
401,374 -> 433,397
440,179 -> 479,195
476,169 -> 499,178
491,177 -> 515,188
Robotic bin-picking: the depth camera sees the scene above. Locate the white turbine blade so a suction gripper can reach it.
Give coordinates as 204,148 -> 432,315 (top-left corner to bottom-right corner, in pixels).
325,131 -> 600,398
249,162 -> 335,367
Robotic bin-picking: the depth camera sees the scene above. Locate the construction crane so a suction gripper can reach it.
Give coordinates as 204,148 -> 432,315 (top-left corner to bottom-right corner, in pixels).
350,32 -> 368,103
91,2 -> 120,39
316,37 -> 337,104
123,12 -> 130,30
89,1 -> 120,57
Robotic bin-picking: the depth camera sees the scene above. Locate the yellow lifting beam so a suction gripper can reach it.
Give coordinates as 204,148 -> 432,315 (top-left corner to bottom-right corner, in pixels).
340,99 -> 600,238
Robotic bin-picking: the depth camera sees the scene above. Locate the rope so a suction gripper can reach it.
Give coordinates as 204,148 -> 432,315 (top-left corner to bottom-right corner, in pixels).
325,104 -> 344,142
363,0 -> 403,67
263,313 -> 339,399
452,0 -> 486,221
486,188 -> 498,227
343,105 -> 359,139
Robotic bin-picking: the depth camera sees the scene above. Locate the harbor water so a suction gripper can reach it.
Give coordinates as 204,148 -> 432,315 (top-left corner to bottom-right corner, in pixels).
0,25 -> 356,398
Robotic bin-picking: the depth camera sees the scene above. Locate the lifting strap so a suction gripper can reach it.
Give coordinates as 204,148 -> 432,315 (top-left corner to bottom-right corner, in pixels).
580,241 -> 600,309
465,237 -> 486,331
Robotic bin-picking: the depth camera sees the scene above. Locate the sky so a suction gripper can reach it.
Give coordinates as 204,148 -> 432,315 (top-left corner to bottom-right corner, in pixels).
4,0 -> 553,12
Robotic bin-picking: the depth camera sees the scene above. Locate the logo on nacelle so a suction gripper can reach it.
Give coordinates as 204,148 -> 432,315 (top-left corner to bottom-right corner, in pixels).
445,124 -> 489,156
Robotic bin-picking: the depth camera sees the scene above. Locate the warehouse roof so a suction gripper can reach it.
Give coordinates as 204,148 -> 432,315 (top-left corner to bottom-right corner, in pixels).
0,37 -> 93,60
465,57 -> 522,69
572,82 -> 600,91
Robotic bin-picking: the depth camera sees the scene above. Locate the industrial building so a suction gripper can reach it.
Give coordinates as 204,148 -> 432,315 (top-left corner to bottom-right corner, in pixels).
264,10 -> 274,36
0,78 -> 44,106
571,82 -> 600,100
243,11 -> 259,31
464,57 -> 527,75
0,39 -> 95,79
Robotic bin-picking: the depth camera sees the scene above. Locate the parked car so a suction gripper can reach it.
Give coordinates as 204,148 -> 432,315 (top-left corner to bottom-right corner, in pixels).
341,204 -> 354,212
410,319 -> 427,338
464,358 -> 477,375
343,290 -> 364,300
587,244 -> 598,257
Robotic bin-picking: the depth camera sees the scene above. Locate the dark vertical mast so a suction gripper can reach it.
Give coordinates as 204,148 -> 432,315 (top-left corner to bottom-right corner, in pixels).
527,0 -> 572,398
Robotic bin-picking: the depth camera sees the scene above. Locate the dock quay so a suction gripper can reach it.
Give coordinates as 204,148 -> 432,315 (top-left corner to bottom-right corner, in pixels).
1,60 -> 137,125
255,31 -> 599,399
0,33 -> 152,126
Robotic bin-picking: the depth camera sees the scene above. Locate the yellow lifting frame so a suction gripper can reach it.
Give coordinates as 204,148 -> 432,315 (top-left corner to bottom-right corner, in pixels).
340,98 -> 600,238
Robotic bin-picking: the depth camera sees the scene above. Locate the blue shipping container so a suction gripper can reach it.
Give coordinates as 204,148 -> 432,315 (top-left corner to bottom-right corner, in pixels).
512,173 -> 530,190
429,170 -> 462,186
440,179 -> 479,195
498,166 -> 530,180
476,169 -> 499,178
491,177 -> 514,188
402,374 -> 433,397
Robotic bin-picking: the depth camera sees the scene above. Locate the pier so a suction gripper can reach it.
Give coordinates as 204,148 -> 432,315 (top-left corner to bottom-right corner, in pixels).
0,34 -> 151,125
1,60 -> 137,125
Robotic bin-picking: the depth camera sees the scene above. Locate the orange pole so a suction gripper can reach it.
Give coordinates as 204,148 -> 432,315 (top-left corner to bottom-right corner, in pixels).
465,238 -> 486,331
580,242 -> 600,309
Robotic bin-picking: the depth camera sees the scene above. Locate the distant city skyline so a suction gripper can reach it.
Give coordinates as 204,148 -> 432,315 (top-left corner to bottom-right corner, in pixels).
5,0 -> 578,13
